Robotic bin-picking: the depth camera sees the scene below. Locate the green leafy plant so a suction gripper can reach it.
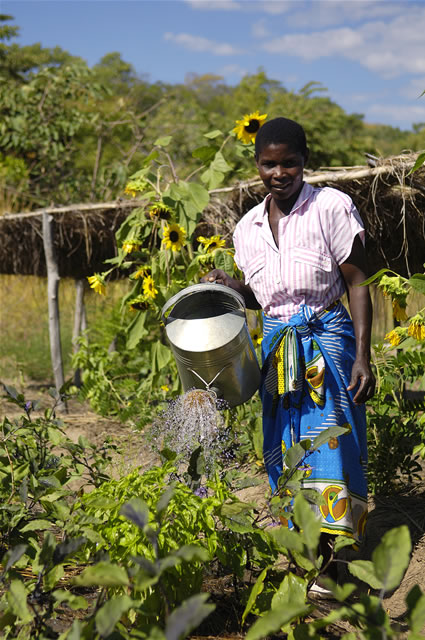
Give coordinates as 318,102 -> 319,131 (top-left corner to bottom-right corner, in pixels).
361,268 -> 425,493
0,384 -> 118,550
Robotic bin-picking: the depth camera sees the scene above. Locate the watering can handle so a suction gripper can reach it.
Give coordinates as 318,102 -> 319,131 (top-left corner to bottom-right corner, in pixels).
161,282 -> 246,325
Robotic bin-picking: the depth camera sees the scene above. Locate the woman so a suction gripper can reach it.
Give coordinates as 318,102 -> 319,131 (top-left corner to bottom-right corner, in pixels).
203,117 -> 375,588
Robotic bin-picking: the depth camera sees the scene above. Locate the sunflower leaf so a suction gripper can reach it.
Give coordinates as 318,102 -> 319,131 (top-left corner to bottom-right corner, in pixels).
154,136 -> 172,147
204,129 -> 223,139
192,145 -> 217,163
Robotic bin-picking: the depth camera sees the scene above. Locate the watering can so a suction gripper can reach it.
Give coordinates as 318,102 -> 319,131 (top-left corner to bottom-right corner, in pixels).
161,283 -> 261,407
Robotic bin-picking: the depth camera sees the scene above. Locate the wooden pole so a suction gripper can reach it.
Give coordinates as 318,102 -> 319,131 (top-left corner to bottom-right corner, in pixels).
72,279 -> 87,388
42,212 -> 67,412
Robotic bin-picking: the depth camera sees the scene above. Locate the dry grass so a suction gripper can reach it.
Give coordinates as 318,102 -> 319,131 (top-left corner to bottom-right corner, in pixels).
0,275 -> 129,382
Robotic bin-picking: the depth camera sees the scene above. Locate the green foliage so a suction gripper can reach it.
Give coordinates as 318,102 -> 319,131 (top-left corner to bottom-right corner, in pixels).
2,13 -> 423,213
72,331 -> 177,425
368,340 -> 425,494
0,392 -> 423,638
363,268 -> 425,493
0,385 -> 118,548
0,62 -> 104,203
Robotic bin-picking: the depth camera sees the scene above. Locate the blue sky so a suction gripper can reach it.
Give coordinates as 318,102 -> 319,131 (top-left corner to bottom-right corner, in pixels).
4,0 -> 425,131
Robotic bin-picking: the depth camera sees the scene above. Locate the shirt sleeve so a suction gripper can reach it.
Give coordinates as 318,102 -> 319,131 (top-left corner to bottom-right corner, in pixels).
232,222 -> 245,274
321,188 -> 365,265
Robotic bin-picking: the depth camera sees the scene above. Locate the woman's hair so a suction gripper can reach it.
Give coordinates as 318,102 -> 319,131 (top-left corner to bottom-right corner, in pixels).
255,117 -> 307,158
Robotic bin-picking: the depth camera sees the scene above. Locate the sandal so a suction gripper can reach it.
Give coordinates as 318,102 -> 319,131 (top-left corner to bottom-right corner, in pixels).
308,580 -> 334,599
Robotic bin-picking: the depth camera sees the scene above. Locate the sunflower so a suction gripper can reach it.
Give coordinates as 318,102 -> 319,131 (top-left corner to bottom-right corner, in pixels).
87,274 -> 106,296
124,178 -> 148,197
124,184 -> 137,198
385,327 -> 408,347
392,299 -> 408,322
122,240 -> 141,254
128,294 -> 150,311
408,314 -> 425,341
143,275 -> 158,300
160,385 -> 169,392
250,327 -> 263,347
148,202 -> 173,221
197,234 -> 226,253
130,266 -> 151,280
162,223 -> 186,251
233,110 -> 267,144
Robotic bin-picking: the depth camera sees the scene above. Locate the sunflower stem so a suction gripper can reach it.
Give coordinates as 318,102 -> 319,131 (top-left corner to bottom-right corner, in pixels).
161,221 -> 171,286
148,218 -> 159,253
165,152 -> 179,183
219,134 -> 232,153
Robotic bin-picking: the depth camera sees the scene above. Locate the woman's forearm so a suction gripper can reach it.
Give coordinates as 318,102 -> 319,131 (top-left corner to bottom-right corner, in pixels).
348,284 -> 373,360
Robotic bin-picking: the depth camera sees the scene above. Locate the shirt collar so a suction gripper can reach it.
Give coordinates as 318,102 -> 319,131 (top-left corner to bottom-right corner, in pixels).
253,182 -> 314,224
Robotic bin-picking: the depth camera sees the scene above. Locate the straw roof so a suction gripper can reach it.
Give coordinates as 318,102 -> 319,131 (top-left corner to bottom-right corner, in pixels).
1,152 -> 424,279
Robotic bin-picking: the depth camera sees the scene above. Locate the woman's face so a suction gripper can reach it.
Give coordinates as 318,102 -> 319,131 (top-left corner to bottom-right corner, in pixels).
256,142 -> 307,206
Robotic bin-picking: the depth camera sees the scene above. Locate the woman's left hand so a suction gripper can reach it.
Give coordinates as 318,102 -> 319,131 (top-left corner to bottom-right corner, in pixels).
347,357 -> 376,404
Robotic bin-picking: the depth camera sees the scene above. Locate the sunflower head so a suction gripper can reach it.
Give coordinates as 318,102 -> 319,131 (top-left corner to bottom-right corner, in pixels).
130,266 -> 152,280
233,111 -> 267,144
250,327 -> 263,347
407,313 -> 425,341
128,294 -> 151,311
143,275 -> 158,300
162,223 -> 187,252
385,327 -> 408,347
124,177 -> 148,198
124,184 -> 137,198
392,299 -> 408,322
122,240 -> 141,255
148,202 -> 173,221
197,234 -> 226,253
87,273 -> 106,296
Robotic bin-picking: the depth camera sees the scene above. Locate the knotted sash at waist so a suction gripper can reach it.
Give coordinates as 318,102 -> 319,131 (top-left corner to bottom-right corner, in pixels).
261,302 -> 343,408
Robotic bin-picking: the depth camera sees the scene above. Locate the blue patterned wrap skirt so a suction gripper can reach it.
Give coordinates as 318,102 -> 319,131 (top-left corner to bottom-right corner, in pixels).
261,301 -> 368,541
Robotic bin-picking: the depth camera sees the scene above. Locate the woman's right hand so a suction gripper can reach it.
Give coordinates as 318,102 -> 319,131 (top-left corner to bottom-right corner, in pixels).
200,269 -> 236,288
200,270 -> 261,309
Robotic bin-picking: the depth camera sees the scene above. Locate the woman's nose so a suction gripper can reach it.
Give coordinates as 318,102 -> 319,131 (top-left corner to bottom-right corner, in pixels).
273,164 -> 286,178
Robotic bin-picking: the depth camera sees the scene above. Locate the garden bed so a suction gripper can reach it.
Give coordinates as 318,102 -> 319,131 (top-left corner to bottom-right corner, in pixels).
1,382 -> 424,638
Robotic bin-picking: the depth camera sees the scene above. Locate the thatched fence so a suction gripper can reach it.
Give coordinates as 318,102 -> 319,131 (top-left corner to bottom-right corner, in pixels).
1,152 -> 424,402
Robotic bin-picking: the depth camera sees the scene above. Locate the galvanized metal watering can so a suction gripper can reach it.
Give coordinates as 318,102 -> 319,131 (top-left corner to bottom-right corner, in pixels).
161,283 -> 261,407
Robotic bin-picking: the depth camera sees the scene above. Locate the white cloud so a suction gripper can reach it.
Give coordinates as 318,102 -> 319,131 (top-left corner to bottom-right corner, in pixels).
184,0 -> 407,24
164,32 -> 244,55
184,0 -> 243,10
286,1 -> 405,29
216,63 -> 249,78
262,7 -> 425,77
366,102 -> 425,127
185,0 -> 292,13
254,1 -> 293,15
404,77 -> 425,100
252,18 -> 270,38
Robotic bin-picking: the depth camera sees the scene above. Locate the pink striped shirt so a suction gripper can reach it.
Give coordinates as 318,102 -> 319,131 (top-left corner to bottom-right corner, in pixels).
233,182 -> 365,321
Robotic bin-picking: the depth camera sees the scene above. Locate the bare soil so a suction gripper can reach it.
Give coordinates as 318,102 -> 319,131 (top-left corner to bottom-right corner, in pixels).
1,382 -> 425,638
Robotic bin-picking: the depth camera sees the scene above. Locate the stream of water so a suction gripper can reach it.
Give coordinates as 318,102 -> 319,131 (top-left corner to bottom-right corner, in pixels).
150,388 -> 230,473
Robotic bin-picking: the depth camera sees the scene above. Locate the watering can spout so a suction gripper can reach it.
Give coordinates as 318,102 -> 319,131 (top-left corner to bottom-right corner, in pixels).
162,283 -> 261,408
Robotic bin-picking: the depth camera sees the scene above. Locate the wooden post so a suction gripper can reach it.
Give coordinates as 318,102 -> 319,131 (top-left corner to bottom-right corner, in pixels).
72,278 -> 87,388
42,212 -> 67,412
